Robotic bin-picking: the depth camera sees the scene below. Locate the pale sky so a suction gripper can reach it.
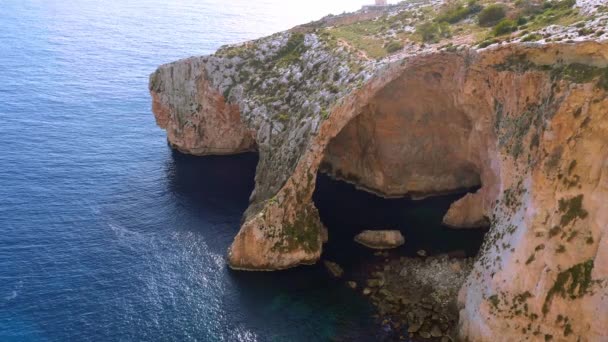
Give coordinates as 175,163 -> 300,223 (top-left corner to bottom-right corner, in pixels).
278,0 -> 398,24
220,0 -> 399,38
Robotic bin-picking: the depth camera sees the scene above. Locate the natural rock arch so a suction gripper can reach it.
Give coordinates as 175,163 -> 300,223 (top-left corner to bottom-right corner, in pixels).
150,42 -> 608,341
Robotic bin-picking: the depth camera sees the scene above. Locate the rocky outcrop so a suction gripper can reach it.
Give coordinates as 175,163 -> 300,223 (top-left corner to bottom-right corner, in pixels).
150,57 -> 256,155
150,1 -> 608,340
354,230 -> 405,249
442,193 -> 489,228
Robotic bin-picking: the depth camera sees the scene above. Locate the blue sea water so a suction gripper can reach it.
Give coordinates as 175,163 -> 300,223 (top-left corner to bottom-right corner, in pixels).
0,1 -> 388,341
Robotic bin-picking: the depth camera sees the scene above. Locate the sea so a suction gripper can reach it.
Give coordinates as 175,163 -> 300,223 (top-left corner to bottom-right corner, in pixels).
0,1 -> 485,341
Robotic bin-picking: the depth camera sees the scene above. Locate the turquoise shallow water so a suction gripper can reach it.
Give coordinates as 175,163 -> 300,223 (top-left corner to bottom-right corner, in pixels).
0,1 -> 382,341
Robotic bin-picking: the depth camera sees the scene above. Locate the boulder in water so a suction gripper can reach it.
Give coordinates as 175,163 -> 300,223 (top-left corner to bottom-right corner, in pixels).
354,230 -> 405,249
323,260 -> 344,278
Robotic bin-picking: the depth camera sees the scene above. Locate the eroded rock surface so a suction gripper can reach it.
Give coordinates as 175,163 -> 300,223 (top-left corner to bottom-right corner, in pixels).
150,57 -> 256,155
150,1 -> 608,340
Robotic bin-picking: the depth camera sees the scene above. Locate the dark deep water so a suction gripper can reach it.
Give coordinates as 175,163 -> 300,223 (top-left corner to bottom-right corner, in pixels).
0,0 -> 486,341
314,174 -> 487,270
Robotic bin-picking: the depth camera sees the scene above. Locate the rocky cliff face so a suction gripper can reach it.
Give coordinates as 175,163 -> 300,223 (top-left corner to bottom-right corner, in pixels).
150,0 -> 608,340
150,57 -> 256,155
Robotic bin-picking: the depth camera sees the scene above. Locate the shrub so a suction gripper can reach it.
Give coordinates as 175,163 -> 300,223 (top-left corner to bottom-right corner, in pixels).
436,0 -> 483,24
478,4 -> 507,27
275,32 -> 306,66
277,113 -> 289,122
478,38 -> 500,48
516,16 -> 528,25
492,19 -> 518,36
521,33 -> 542,41
385,40 -> 404,53
416,22 -> 451,43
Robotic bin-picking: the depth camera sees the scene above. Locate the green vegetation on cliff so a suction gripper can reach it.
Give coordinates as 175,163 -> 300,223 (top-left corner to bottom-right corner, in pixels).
417,21 -> 451,42
543,260 -> 595,315
478,4 -> 506,27
435,0 -> 483,24
271,206 -> 323,254
558,195 -> 588,226
274,32 -> 307,67
492,18 -> 518,36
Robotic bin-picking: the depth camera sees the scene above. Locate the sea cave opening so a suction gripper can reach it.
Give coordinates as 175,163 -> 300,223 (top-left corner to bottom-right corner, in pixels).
312,171 -> 488,269
313,68 -> 491,267
308,66 -> 493,339
312,171 -> 488,340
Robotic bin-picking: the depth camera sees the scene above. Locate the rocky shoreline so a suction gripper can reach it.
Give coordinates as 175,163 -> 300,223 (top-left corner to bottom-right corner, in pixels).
327,252 -> 473,341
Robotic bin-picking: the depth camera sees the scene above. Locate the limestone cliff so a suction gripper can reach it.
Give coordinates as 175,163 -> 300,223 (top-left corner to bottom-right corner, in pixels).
150,0 -> 608,340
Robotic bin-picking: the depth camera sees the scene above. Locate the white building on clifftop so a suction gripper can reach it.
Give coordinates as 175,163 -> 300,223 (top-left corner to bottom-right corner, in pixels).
362,0 -> 389,10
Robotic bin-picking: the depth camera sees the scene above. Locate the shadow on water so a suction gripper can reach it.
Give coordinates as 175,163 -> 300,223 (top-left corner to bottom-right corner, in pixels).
164,151 -> 486,265
313,172 -> 488,271
166,149 -> 259,218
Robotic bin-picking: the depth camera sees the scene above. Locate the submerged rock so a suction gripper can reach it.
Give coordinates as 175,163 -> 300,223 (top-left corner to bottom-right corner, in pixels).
354,230 -> 405,249
431,324 -> 442,337
323,260 -> 344,278
407,321 -> 422,333
364,255 -> 473,341
419,331 -> 431,339
367,277 -> 384,288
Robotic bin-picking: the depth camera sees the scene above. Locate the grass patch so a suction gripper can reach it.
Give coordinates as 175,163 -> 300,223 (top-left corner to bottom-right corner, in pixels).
326,23 -> 387,59
385,40 -> 404,53
525,3 -> 581,31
